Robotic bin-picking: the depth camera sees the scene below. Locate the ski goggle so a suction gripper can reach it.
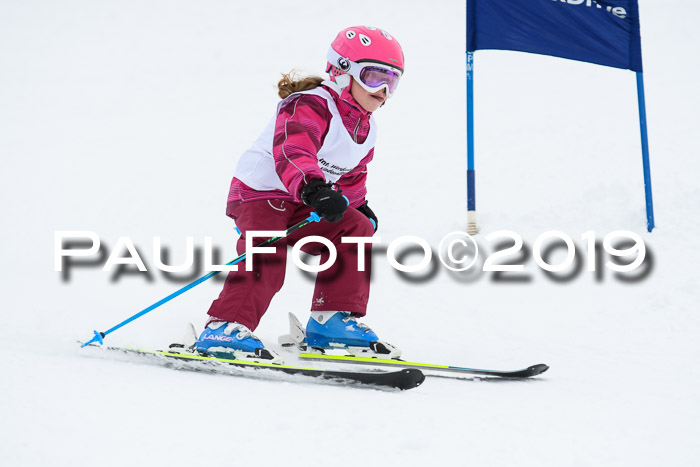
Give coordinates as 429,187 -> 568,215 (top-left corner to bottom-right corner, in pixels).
327,47 -> 403,97
357,65 -> 402,96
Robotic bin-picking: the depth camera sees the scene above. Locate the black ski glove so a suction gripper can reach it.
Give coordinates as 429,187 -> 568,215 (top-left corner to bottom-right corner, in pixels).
301,179 -> 347,223
357,201 -> 378,232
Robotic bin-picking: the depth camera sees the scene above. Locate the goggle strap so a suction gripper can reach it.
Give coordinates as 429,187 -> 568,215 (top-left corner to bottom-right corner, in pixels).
326,47 -> 402,79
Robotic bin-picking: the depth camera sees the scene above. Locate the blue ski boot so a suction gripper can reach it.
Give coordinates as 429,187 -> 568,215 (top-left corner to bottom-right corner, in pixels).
278,312 -> 401,358
306,311 -> 377,348
195,321 -> 283,364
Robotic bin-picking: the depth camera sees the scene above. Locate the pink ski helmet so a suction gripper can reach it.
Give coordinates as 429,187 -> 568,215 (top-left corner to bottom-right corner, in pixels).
326,26 -> 404,97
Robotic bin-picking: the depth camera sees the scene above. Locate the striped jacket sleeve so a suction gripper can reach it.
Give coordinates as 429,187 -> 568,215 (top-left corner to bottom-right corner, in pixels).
272,94 -> 331,200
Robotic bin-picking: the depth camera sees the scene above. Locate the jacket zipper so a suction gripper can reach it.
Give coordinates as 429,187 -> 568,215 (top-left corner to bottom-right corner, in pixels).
353,117 -> 362,143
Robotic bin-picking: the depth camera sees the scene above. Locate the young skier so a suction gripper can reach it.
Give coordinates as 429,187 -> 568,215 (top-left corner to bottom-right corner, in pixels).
195,26 -> 405,361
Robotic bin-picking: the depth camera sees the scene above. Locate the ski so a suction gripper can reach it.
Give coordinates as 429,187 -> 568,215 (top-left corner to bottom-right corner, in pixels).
278,313 -> 548,379
84,345 -> 425,390
297,353 -> 549,379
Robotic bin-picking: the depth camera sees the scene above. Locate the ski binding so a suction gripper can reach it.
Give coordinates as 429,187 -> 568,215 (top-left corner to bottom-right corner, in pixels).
169,322 -> 284,364
278,312 -> 402,359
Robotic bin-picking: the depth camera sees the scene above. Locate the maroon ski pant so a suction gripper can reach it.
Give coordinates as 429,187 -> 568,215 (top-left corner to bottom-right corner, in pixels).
207,199 -> 375,331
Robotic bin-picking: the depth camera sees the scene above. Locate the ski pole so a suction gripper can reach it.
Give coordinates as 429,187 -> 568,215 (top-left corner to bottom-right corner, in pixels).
80,212 -> 322,348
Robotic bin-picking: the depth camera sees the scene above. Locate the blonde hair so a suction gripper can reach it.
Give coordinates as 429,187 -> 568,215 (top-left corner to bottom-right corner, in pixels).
277,71 -> 325,99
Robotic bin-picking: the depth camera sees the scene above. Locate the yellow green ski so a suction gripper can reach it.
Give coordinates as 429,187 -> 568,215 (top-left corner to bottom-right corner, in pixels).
298,353 -> 549,379
83,344 -> 425,390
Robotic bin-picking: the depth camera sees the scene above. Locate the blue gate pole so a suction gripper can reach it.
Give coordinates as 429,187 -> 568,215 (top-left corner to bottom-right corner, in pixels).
636,72 -> 655,232
466,51 -> 477,234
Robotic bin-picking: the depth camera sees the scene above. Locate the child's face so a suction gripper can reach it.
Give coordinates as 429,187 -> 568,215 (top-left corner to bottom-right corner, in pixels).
350,79 -> 387,113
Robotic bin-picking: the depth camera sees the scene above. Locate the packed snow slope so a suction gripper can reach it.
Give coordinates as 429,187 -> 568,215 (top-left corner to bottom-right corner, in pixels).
1,1 -> 699,466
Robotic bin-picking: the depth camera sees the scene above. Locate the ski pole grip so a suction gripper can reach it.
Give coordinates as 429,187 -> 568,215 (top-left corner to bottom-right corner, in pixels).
306,197 -> 347,224
307,212 -> 322,223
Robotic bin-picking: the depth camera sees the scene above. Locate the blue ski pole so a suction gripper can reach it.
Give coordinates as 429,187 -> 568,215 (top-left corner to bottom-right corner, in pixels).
80,212 -> 322,348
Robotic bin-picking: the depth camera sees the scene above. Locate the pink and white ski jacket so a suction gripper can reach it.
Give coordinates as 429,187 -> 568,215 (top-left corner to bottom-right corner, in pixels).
228,81 -> 375,209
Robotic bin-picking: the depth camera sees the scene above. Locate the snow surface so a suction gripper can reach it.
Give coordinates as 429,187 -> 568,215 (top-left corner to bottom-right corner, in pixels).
2,1 -> 699,465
